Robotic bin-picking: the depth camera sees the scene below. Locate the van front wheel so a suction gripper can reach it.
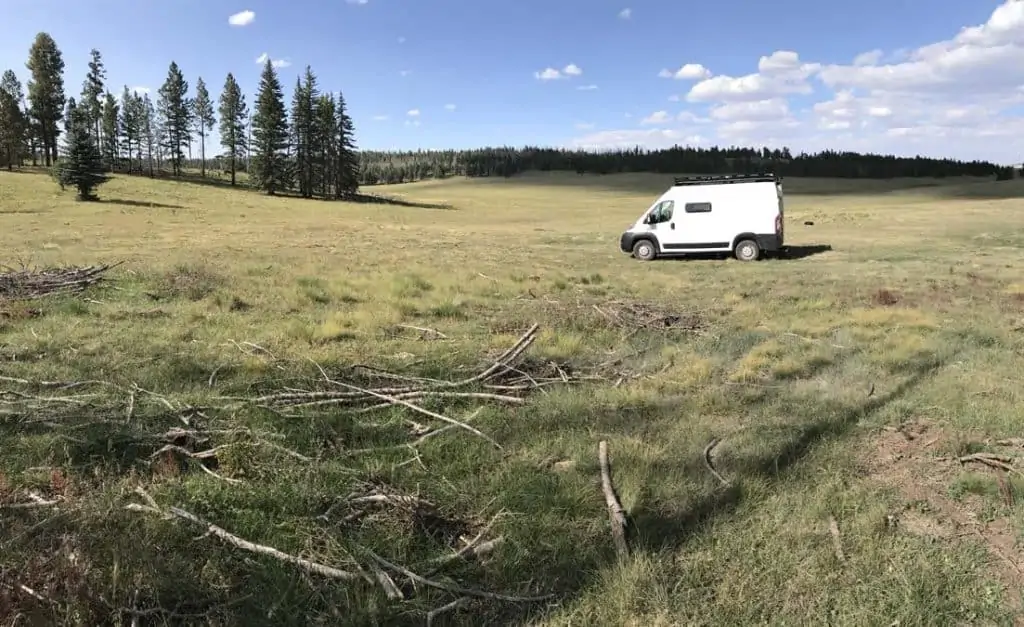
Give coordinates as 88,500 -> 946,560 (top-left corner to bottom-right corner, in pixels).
632,239 -> 657,261
734,239 -> 760,262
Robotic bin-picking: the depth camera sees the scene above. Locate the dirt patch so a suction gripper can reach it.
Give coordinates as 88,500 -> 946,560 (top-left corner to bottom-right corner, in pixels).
861,420 -> 1024,613
872,288 -> 901,306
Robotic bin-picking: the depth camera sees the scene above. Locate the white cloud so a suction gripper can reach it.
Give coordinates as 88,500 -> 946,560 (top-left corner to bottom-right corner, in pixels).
255,53 -> 290,68
535,63 -> 583,80
852,49 -> 883,66
129,86 -> 150,95
228,10 -> 255,26
406,109 -> 420,117
818,1 -> 1024,97
618,8 -> 631,19
346,0 -> 368,4
372,115 -> 388,121
399,70 -> 411,77
687,51 -> 819,102
397,36 -> 406,44
709,98 -> 791,122
659,63 -> 711,80
577,84 -> 598,91
405,119 -> 420,127
444,103 -> 456,111
575,122 -> 595,130
641,111 -> 671,125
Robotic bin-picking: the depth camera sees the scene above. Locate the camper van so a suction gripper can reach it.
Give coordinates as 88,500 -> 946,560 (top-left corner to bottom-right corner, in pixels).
619,173 -> 784,262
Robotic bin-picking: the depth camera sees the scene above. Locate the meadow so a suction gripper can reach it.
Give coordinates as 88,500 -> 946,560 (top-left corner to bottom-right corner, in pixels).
2,168 -> 1024,626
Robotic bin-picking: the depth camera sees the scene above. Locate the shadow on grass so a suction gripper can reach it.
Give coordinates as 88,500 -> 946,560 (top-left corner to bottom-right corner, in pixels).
100,198 -> 186,210
628,357 -> 944,556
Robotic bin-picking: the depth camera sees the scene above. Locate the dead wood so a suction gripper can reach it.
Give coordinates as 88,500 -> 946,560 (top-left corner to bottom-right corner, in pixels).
0,263 -> 119,301
828,516 -> 845,562
598,440 -> 629,560
956,452 -> 1021,475
126,488 -> 361,580
702,437 -> 731,487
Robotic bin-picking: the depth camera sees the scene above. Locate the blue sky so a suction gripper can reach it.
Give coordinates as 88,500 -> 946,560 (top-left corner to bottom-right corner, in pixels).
1,0 -> 1023,162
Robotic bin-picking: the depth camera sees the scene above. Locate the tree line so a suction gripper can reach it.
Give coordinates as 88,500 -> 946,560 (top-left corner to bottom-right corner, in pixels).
356,146 -> 1015,185
0,32 -> 359,199
1,32 -> 1015,195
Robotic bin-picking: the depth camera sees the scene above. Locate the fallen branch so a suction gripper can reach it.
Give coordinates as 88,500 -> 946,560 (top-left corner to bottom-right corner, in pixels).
702,437 -> 731,487
126,487 -> 360,580
598,440 -> 629,560
0,492 -> 62,510
828,516 -> 845,562
957,452 -> 1020,475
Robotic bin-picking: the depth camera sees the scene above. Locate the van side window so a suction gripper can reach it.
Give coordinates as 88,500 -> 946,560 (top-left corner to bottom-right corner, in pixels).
649,200 -> 675,223
684,202 -> 712,214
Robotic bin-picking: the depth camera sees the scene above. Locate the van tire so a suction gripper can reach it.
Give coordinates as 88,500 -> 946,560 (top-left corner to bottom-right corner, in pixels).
632,239 -> 657,261
734,239 -> 760,262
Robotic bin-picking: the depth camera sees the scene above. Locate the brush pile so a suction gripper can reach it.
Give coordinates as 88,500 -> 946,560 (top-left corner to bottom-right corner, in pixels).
0,263 -> 117,300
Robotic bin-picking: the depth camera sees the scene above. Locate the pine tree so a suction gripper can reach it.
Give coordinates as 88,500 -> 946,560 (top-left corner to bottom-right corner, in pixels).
25,32 -> 66,166
119,87 -> 142,174
156,61 -> 191,175
100,91 -> 118,170
290,66 -> 319,198
80,49 -> 105,144
250,59 -> 289,195
141,93 -> 156,177
334,91 -> 359,198
313,93 -> 338,197
0,70 -> 27,170
192,77 -> 215,177
56,105 -> 109,201
217,72 -> 247,186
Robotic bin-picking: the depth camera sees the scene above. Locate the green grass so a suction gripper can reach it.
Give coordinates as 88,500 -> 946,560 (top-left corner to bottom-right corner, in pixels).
2,169 -> 1024,625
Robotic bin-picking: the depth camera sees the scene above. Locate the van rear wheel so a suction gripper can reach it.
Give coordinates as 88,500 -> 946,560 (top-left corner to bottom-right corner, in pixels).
734,239 -> 760,262
632,239 -> 657,261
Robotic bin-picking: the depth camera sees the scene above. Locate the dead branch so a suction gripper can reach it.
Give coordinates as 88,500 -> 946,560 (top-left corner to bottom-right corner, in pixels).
125,488 -> 361,580
0,492 -> 62,510
0,263 -> 119,301
397,324 -> 449,339
828,516 -> 845,562
598,440 -> 629,560
363,547 -> 553,603
426,597 -> 471,626
702,438 -> 731,487
957,452 -> 1021,475
308,359 -> 503,450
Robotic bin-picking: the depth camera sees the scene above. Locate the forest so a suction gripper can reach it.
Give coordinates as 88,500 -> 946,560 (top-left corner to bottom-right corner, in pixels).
0,31 -> 1015,198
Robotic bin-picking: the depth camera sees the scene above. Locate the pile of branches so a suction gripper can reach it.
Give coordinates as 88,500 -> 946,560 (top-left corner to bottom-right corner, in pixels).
592,299 -> 705,331
0,263 -> 118,300
228,325 -> 590,448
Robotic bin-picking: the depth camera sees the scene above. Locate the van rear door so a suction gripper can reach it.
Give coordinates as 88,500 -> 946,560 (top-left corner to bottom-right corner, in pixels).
775,182 -> 784,245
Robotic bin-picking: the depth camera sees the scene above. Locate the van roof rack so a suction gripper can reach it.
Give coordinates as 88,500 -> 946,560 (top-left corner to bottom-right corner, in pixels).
672,173 -> 779,186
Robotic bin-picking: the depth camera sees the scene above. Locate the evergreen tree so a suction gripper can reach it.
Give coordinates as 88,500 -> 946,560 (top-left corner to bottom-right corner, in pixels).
119,87 -> 143,174
0,70 -> 26,170
25,32 -> 66,166
192,77 -> 215,177
250,58 -> 289,195
141,93 -> 156,177
100,91 -> 119,170
156,61 -> 191,175
217,72 -> 247,186
334,91 -> 359,197
56,105 -> 109,201
80,49 -> 105,144
313,93 -> 338,196
290,67 -> 319,197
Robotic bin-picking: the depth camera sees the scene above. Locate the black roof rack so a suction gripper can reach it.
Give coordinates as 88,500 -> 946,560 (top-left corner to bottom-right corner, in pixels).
672,173 -> 780,186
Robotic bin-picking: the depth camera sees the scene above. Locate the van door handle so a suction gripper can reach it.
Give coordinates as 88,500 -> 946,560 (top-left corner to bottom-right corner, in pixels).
670,222 -> 675,229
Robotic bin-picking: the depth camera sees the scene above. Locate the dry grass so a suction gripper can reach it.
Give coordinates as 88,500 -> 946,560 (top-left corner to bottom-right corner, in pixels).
2,168 -> 1024,625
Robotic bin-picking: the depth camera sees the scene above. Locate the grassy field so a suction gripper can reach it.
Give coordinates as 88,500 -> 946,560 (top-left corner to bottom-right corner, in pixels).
2,168 -> 1024,626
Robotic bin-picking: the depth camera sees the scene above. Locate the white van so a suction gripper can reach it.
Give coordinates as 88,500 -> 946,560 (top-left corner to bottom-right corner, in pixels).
619,174 -> 784,262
